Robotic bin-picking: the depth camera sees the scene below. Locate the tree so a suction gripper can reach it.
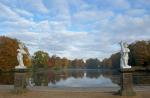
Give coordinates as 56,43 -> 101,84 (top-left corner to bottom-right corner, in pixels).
61,57 -> 70,69
70,59 -> 85,69
110,53 -> 120,69
85,58 -> 100,69
101,58 -> 112,69
129,41 -> 150,66
32,51 -> 49,69
54,56 -> 62,69
0,36 -> 31,71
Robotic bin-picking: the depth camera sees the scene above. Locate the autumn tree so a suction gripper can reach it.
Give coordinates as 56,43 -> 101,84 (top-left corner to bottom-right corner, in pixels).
0,36 -> 31,71
61,57 -> 70,69
48,55 -> 71,70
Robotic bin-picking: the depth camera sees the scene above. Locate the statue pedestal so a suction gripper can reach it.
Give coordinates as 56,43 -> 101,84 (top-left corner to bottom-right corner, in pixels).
119,68 -> 136,96
14,68 -> 28,94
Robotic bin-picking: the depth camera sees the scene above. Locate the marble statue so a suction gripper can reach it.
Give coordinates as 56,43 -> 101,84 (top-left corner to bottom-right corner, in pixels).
15,43 -> 27,69
120,41 -> 131,69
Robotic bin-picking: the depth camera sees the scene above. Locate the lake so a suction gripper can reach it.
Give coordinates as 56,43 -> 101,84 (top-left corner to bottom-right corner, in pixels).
0,69 -> 150,88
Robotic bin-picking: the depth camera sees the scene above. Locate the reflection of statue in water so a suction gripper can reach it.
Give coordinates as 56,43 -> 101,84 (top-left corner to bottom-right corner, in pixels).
15,43 -> 27,69
120,41 -> 131,69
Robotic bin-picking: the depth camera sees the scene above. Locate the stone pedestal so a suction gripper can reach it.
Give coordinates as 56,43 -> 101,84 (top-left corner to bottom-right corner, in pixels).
14,68 -> 28,94
119,68 -> 136,96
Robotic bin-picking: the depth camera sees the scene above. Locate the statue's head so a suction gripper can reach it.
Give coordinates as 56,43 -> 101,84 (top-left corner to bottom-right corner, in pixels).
18,42 -> 24,49
124,42 -> 128,48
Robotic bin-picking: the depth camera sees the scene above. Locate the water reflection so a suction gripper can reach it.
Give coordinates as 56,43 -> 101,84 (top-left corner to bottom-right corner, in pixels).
0,69 -> 150,87
30,69 -> 118,87
48,74 -> 119,87
0,72 -> 14,85
133,72 -> 150,85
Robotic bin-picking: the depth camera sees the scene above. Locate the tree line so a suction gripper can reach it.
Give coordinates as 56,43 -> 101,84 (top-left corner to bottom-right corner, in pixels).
32,50 -> 101,70
0,36 -> 149,71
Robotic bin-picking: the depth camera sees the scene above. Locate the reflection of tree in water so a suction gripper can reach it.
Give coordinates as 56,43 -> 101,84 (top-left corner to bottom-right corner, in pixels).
32,69 -> 109,85
48,71 -> 57,84
71,70 -> 84,79
60,70 -> 69,80
33,70 -> 67,85
133,72 -> 150,85
31,69 -> 150,86
32,71 -> 48,86
86,70 -> 101,78
0,72 -> 14,84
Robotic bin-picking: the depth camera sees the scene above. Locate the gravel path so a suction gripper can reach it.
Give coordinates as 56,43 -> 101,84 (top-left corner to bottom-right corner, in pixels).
0,85 -> 150,98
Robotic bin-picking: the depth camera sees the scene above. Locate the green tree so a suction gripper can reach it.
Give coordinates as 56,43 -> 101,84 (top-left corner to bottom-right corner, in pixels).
129,41 -> 150,66
110,53 -> 120,69
85,58 -> 100,69
101,58 -> 112,69
32,51 -> 49,69
70,59 -> 85,69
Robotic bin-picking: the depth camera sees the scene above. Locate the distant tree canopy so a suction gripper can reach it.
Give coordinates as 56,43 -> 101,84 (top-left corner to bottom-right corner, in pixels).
70,59 -> 85,69
129,41 -> 150,67
0,36 -> 31,71
32,53 -> 86,70
49,55 -> 71,70
85,58 -> 100,69
32,50 -> 49,69
49,55 -> 63,70
101,40 -> 150,69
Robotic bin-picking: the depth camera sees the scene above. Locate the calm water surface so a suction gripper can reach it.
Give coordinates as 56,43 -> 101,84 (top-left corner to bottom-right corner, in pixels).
0,69 -> 150,88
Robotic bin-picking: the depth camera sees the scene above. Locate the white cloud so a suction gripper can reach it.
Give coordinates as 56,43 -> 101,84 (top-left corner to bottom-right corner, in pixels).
0,0 -> 49,14
73,10 -> 114,21
0,2 -> 35,32
25,0 -> 49,13
46,0 -> 71,29
72,10 -> 114,31
125,8 -> 147,17
14,8 -> 33,17
112,0 -> 130,9
0,2 -> 19,20
92,0 -> 130,10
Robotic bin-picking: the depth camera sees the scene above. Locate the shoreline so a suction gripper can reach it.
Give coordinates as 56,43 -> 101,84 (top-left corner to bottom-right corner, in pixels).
0,85 -> 150,98
0,85 -> 150,92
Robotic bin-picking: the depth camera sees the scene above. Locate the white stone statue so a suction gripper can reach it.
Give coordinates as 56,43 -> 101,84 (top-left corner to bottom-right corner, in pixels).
120,41 -> 131,69
15,43 -> 27,69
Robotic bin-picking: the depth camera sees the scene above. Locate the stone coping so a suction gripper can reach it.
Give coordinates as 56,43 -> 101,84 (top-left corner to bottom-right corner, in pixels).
120,68 -> 135,72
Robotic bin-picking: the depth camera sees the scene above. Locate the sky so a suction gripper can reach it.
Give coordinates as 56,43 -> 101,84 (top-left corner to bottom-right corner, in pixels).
0,0 -> 150,60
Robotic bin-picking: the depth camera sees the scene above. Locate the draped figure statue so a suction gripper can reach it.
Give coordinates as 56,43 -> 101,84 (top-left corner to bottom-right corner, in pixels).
15,43 -> 27,69
120,41 -> 131,69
